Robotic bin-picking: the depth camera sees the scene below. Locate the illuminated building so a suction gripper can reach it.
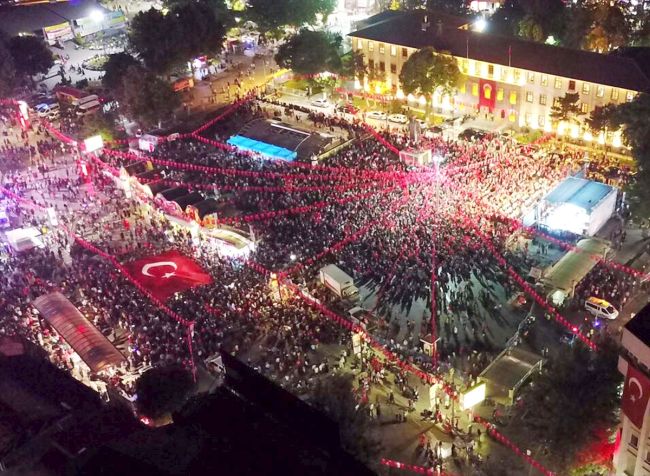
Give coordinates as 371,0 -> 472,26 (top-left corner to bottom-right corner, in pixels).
615,304 -> 650,475
348,11 -> 650,145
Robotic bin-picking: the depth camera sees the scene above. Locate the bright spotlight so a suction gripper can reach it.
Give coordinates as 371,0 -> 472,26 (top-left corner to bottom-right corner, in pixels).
473,19 -> 487,33
90,9 -> 105,23
289,254 -> 297,261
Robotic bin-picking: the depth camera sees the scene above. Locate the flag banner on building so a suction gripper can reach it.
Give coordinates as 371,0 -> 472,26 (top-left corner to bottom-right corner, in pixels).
622,362 -> 650,428
124,250 -> 212,301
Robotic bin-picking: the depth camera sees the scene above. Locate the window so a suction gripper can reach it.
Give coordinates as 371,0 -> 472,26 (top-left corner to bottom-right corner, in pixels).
500,67 -> 508,81
379,43 -> 385,54
368,59 -> 374,70
509,112 -> 516,122
541,74 -> 548,86
611,89 -> 619,101
631,434 -> 639,449
581,103 -> 589,114
402,47 -> 408,58
513,70 -> 521,82
468,60 -> 476,75
538,115 -> 545,128
488,64 -> 494,77
582,83 -> 590,95
525,112 -> 532,125
390,45 -> 397,56
460,82 -> 466,94
569,80 -> 576,91
554,78 -> 562,89
527,71 -> 535,83
369,41 -> 374,52
497,88 -> 504,101
357,39 -> 363,49
390,63 -> 397,74
509,91 -> 517,105
553,97 -> 561,108
539,94 -> 547,106
379,61 -> 385,72
472,83 -> 479,96
526,91 -> 534,103
645,449 -> 650,463
483,84 -> 492,99
461,59 -> 468,73
627,91 -> 635,101
596,86 -> 604,98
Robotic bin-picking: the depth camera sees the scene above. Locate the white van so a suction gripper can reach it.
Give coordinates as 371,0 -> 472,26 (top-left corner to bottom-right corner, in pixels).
585,297 -> 619,320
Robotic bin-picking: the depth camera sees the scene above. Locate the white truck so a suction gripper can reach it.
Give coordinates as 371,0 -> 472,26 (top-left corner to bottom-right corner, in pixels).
319,264 -> 359,299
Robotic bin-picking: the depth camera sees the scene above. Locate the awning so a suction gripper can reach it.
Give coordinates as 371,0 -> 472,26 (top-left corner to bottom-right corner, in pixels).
33,292 -> 126,373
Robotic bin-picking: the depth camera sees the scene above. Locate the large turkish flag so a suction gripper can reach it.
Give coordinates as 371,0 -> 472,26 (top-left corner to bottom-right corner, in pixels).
622,362 -> 650,428
124,250 -> 212,301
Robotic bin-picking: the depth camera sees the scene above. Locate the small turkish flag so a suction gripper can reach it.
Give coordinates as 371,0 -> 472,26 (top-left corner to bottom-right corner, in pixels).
622,362 -> 650,428
124,250 -> 212,301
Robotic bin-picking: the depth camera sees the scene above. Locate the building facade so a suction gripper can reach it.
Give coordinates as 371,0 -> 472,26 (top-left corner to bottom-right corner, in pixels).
348,11 -> 650,146
615,304 -> 650,476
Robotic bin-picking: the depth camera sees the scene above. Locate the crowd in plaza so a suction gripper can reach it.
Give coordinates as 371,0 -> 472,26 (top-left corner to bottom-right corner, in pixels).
0,93 -> 641,472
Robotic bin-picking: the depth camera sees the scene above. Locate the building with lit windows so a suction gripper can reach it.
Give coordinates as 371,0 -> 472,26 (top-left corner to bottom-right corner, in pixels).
614,304 -> 650,476
348,10 -> 650,146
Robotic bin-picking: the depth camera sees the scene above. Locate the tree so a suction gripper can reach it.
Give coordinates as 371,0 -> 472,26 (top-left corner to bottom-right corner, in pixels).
117,65 -> 181,128
0,35 -> 16,96
559,2 -> 593,50
617,93 -> 650,169
171,1 -> 227,58
585,104 -> 621,135
135,365 -> 196,421
518,14 -> 544,42
8,35 -> 53,79
246,0 -> 335,34
514,339 -> 621,468
102,53 -> 140,91
341,50 -> 367,84
310,375 -> 382,471
130,8 -> 181,73
275,29 -> 342,76
164,0 -> 234,29
550,92 -> 582,124
130,4 -> 226,74
489,0 -> 528,37
399,47 -> 461,97
426,0 -> 470,16
585,3 -> 631,52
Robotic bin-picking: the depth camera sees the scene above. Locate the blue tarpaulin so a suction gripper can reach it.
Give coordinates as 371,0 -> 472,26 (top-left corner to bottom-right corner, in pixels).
227,135 -> 297,161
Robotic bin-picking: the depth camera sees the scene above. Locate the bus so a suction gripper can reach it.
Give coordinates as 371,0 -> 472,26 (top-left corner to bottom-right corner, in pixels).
76,99 -> 101,116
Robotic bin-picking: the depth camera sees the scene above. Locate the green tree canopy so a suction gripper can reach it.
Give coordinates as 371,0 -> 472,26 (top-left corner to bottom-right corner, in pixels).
514,339 -> 621,468
117,65 -> 181,129
130,8 -> 181,73
341,50 -> 367,83
310,375 -> 382,471
246,0 -> 335,34
550,92 -> 582,123
102,52 -> 140,91
586,104 -> 621,134
617,93 -> 650,169
275,29 -> 342,76
8,35 -> 53,78
135,365 -> 196,420
398,47 -> 461,96
585,3 -> 631,52
130,4 -> 226,74
164,0 -> 234,28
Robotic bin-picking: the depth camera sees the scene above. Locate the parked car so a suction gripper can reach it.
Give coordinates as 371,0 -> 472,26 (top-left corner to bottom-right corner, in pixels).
458,128 -> 488,141
310,98 -> 331,108
335,102 -> 359,115
367,110 -> 387,121
388,113 -> 408,124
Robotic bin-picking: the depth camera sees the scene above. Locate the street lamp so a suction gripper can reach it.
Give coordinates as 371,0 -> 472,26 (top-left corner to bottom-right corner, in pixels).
473,18 -> 487,33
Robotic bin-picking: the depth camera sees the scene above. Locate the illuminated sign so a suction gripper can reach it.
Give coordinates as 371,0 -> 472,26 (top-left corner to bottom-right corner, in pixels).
84,135 -> 104,152
460,383 -> 486,410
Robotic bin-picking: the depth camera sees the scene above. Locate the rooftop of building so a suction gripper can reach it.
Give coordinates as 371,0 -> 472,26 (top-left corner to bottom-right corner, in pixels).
348,10 -> 650,93
625,303 -> 650,347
